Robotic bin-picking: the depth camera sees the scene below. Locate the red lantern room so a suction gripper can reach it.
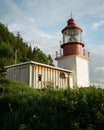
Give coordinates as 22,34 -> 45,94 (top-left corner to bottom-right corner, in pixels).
61,17 -> 84,56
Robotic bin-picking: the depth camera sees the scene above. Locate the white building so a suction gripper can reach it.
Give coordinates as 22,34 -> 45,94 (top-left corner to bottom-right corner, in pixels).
5,17 -> 90,88
5,61 -> 73,89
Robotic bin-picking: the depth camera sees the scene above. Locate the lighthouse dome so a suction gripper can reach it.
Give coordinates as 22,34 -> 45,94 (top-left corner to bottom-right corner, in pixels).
62,18 -> 82,33
67,18 -> 76,25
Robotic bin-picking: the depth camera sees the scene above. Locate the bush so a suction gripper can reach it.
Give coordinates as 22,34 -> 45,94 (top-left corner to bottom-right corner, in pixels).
0,78 -> 104,129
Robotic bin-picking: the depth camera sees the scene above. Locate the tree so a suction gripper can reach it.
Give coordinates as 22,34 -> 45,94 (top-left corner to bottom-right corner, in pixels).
0,22 -> 54,74
0,42 -> 14,58
47,54 -> 54,66
33,47 -> 51,64
0,42 -> 14,73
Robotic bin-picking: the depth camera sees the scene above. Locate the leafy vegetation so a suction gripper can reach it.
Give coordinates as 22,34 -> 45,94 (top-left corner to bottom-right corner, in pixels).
0,22 -> 54,74
0,78 -> 104,130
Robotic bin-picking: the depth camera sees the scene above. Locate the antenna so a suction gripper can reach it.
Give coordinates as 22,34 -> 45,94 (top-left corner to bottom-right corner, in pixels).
70,10 -> 73,18
59,41 -> 62,56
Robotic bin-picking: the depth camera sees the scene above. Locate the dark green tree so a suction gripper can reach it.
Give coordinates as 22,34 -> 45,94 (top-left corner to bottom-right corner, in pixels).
0,42 -> 14,73
47,54 -> 54,66
0,22 -> 54,74
33,47 -> 53,65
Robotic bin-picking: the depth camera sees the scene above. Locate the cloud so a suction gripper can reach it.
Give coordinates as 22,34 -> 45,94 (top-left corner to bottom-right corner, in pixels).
0,0 -> 23,23
89,45 -> 104,85
96,67 -> 104,72
93,20 -> 104,30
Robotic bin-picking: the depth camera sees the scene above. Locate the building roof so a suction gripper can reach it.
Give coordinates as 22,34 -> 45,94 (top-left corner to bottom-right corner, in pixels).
5,61 -> 73,73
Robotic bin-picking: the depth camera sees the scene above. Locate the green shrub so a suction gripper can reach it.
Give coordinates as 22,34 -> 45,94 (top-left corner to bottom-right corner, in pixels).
0,78 -> 104,130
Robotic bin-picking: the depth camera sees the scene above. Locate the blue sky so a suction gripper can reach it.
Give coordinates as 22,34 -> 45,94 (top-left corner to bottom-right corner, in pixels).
0,0 -> 104,86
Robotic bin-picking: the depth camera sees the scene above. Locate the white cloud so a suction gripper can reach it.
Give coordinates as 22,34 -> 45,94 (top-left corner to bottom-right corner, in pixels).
0,0 -> 23,22
93,20 -> 104,30
89,45 -> 104,85
96,67 -> 104,72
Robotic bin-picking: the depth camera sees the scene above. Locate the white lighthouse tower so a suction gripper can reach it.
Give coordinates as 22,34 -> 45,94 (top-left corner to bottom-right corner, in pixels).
56,17 -> 90,87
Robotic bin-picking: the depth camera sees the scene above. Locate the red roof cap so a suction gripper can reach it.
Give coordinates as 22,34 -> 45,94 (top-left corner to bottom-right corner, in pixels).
62,18 -> 83,33
67,18 -> 76,25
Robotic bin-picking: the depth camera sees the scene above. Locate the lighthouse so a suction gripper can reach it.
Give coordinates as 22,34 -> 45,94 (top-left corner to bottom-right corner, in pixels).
56,17 -> 90,87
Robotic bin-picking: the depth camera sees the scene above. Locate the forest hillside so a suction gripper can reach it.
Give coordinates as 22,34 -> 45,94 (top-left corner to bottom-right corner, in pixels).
0,22 -> 53,74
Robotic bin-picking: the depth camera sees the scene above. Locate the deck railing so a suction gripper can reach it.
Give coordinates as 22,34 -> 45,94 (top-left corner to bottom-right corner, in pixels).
56,49 -> 90,59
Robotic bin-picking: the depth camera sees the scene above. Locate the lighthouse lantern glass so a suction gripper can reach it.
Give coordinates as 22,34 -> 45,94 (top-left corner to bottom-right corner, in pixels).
63,28 -> 82,43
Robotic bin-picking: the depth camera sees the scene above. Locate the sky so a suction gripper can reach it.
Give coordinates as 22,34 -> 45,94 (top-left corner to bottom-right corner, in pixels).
0,0 -> 104,86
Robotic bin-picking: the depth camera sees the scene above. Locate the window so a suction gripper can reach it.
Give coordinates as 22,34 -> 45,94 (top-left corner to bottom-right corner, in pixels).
38,74 -> 42,81
56,85 -> 58,89
60,72 -> 68,78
